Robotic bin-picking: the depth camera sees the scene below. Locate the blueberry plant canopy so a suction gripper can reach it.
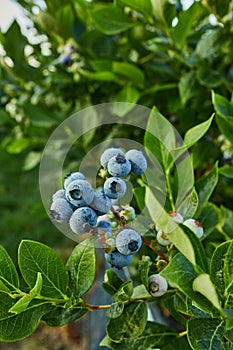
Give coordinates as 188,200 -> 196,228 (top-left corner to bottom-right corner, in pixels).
0,0 -> 233,349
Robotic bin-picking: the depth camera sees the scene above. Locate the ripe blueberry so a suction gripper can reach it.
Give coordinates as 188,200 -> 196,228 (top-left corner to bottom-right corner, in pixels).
115,229 -> 142,255
64,172 -> 86,190
65,179 -> 94,208
97,220 -> 112,233
107,154 -> 131,177
52,189 -> 66,202
125,149 -> 147,175
90,191 -> 112,214
58,53 -> 72,67
103,177 -> 126,199
148,274 -> 168,297
69,206 -> 97,234
50,198 -> 73,223
100,148 -> 124,168
105,250 -> 132,269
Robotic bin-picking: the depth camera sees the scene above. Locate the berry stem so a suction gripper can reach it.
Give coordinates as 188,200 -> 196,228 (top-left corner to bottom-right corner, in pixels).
141,236 -> 169,262
165,168 -> 175,211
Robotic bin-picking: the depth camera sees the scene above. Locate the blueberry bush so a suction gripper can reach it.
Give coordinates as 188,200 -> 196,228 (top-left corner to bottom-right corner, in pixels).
0,0 -> 233,349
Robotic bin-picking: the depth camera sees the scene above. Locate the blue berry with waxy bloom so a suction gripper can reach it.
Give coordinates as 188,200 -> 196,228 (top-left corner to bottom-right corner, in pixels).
52,189 -> 66,202
58,53 -> 72,67
115,229 -> 142,255
50,198 -> 74,223
105,250 -> 132,269
64,172 -> 86,190
100,148 -> 124,168
103,177 -> 126,199
97,220 -> 112,233
125,149 -> 147,175
107,154 -> 131,177
65,179 -> 94,208
69,206 -> 97,234
148,274 -> 168,297
90,192 -> 112,214
183,218 -> 204,238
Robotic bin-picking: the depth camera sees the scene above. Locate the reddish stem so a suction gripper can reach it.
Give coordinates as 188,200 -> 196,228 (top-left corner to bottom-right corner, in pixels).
141,236 -> 169,262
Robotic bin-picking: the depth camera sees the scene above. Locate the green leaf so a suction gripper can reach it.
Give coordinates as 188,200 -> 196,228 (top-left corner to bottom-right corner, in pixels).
195,162 -> 219,213
177,187 -> 198,220
212,92 -> 233,143
219,166 -> 233,179
91,5 -> 135,34
175,293 -> 212,319
42,306 -> 88,327
197,67 -> 222,88
187,318 -> 225,350
161,337 -> 192,350
116,0 -> 153,17
195,28 -> 223,59
107,301 -> 147,342
18,240 -> 68,299
112,62 -> 145,88
23,152 -> 41,171
8,295 -> 32,315
210,241 -> 230,296
2,20 -> 28,61
102,270 -> 125,296
172,2 -> 202,49
144,106 -> 176,168
193,274 -> 222,311
101,321 -> 177,349
207,0 -> 230,17
152,0 -> 176,27
114,281 -> 134,302
221,206 -> 233,239
106,301 -> 124,319
184,115 -> 214,148
55,4 -> 75,39
29,272 -> 43,298
113,85 -> 140,117
9,273 -> 43,315
138,259 -> 152,287
5,138 -> 31,154
223,241 -> 233,293
178,71 -> 197,105
0,292 -> 51,342
131,284 -> 151,300
197,203 -> 220,238
216,114 -> 233,144
80,69 -> 117,82
212,91 -> 233,118
0,245 -> 19,290
161,253 -> 216,314
67,236 -> 97,298
23,104 -> 60,127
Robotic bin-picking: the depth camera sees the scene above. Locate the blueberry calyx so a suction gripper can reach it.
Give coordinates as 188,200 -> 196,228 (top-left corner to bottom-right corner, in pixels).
110,181 -> 118,193
70,189 -> 82,200
115,154 -> 126,164
128,240 -> 138,252
149,281 -> 159,293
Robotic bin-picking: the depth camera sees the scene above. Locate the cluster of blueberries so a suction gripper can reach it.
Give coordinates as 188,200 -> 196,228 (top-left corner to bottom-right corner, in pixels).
50,146 -> 204,297
50,148 -> 147,269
